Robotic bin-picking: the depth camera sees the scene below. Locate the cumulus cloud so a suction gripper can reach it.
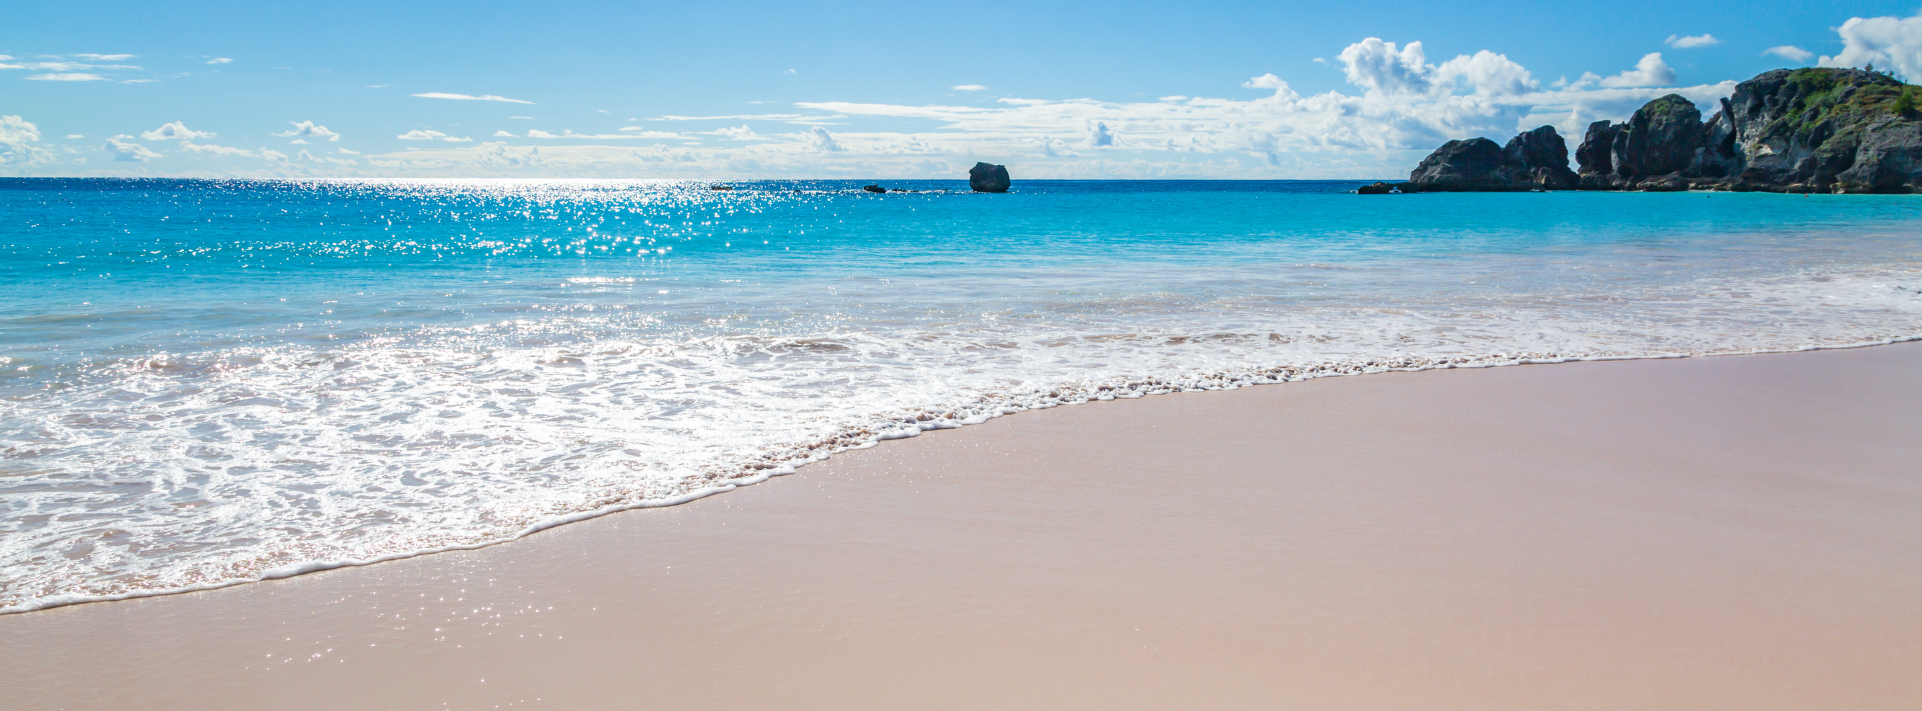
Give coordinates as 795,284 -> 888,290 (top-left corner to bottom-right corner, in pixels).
275,120 -> 340,141
1,115 -> 52,165
711,125 -> 761,140
804,125 -> 844,152
952,84 -> 988,91
1338,38 -> 1436,94
494,130 -> 516,137
27,73 -> 106,82
412,92 -> 534,104
1599,53 -> 1676,87
1242,73 -> 1287,90
1765,45 -> 1815,62
1821,10 -> 1922,79
207,57 -> 233,64
141,121 -> 214,141
1331,39 -> 1538,97
1084,121 -> 1116,147
74,54 -> 134,61
105,135 -> 161,162
1665,34 -> 1720,48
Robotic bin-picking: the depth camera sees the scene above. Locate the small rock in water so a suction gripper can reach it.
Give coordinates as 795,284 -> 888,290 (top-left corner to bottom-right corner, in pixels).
862,184 -> 887,193
969,162 -> 1010,192
708,185 -> 732,191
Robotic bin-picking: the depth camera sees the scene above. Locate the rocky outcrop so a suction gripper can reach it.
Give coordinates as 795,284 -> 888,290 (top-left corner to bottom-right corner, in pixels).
1577,68 -> 1922,193
1389,67 -> 1922,194
969,162 -> 1010,192
1400,127 -> 1575,192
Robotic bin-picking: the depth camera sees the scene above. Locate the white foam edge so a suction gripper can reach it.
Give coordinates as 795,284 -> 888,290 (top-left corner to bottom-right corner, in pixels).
6,333 -> 1919,617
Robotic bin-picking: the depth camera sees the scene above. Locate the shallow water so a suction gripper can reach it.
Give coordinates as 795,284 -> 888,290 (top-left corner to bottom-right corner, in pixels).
3,178 -> 1920,612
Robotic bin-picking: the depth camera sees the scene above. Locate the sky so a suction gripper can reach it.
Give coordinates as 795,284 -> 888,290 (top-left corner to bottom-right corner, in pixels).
4,1 -> 1921,180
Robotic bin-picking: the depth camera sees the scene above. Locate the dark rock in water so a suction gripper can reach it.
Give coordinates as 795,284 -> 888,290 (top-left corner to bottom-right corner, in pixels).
708,185 -> 733,191
1723,68 -> 1922,193
969,162 -> 1011,192
1609,94 -> 1706,181
1503,125 -> 1578,189
862,184 -> 887,193
1403,126 -> 1575,191
1576,121 -> 1618,178
1355,181 -> 1402,194
1406,137 -> 1510,191
1568,68 -> 1922,193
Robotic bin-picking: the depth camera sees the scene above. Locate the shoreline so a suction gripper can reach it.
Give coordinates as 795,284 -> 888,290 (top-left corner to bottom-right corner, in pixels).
5,334 -> 1921,616
3,342 -> 1919,709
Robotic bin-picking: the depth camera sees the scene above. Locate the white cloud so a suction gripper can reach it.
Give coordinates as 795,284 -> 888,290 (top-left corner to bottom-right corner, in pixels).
804,125 -> 844,152
398,129 -> 448,140
337,148 -> 360,155
618,127 -> 687,138
2,115 -> 53,165
1665,34 -> 1721,48
179,141 -> 258,158
140,121 -> 214,141
105,135 -> 161,162
1242,73 -> 1287,90
1338,38 -> 1435,94
275,120 -> 341,141
65,134 -> 83,139
290,139 -> 309,144
494,130 -> 516,137
1821,10 -> 1922,80
260,148 -> 287,162
75,54 -> 134,61
508,116 -> 534,120
298,149 -> 318,161
952,84 -> 988,91
207,58 -> 233,64
27,73 -> 106,81
411,92 -> 534,104
1084,121 -> 1116,147
1599,53 -> 1676,87
711,125 -> 760,140
1331,39 -> 1538,97
1764,46 -> 1815,62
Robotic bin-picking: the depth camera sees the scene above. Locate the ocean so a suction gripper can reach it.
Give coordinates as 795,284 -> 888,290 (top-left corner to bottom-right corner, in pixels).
3,178 -> 1920,613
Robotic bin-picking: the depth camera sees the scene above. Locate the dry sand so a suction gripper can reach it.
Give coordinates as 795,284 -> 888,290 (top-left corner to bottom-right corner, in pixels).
3,345 -> 1920,710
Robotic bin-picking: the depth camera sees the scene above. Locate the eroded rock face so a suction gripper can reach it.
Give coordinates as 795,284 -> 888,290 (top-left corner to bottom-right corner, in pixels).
969,162 -> 1010,193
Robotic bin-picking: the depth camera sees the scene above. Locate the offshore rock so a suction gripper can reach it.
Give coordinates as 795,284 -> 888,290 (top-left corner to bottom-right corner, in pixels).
969,162 -> 1011,192
1402,127 -> 1575,191
862,184 -> 887,193
1502,125 -> 1579,189
1609,94 -> 1705,181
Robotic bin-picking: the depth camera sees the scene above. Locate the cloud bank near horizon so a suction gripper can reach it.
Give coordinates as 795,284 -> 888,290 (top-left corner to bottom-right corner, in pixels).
5,10 -> 1918,180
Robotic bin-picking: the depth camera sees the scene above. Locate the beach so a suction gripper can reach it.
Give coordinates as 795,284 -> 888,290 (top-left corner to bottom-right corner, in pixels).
4,343 -> 1918,710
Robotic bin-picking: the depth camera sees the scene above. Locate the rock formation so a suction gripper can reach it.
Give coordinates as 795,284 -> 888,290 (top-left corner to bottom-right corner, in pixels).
969,162 -> 1011,192
1385,67 -> 1922,194
1401,127 -> 1575,192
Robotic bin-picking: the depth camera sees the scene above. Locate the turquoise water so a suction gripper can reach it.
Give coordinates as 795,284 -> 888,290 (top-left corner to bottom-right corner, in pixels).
4,178 -> 1921,612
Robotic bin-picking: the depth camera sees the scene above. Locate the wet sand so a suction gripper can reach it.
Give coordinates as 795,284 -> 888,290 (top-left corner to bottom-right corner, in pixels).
3,344 -> 1920,710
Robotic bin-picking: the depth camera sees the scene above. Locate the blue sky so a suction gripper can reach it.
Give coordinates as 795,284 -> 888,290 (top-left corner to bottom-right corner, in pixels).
4,1 -> 1920,179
